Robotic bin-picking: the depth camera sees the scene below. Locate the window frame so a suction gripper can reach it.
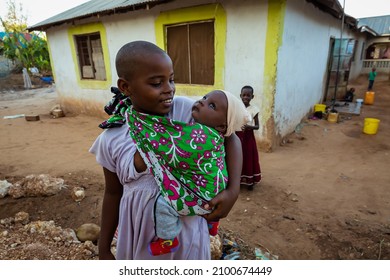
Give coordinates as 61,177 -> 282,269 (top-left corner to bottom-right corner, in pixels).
75,33 -> 101,79
68,22 -> 111,89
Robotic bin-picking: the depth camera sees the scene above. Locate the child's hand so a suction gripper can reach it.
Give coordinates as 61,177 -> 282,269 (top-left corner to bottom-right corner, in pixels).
203,187 -> 239,221
99,251 -> 116,260
242,124 -> 252,131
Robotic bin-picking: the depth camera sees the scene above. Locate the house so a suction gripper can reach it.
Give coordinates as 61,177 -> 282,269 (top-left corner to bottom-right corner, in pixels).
356,15 -> 390,76
29,0 -> 368,150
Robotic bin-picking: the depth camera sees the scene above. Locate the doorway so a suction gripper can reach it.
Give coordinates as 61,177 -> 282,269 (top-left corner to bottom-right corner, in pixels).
324,38 -> 356,102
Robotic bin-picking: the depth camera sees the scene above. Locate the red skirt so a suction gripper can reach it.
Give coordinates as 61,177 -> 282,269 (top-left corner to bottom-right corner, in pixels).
236,130 -> 261,186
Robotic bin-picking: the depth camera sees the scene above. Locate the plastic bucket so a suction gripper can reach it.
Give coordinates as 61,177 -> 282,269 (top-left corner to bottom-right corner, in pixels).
363,118 -> 380,135
314,104 -> 326,113
364,91 -> 375,105
327,112 -> 339,123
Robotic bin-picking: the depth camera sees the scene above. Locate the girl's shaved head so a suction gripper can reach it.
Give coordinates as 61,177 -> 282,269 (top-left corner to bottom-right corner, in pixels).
115,41 -> 168,80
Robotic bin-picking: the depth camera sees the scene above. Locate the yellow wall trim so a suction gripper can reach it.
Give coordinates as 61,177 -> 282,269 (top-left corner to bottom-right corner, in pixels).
263,0 -> 286,118
155,4 -> 226,96
46,35 -> 56,82
67,22 -> 112,89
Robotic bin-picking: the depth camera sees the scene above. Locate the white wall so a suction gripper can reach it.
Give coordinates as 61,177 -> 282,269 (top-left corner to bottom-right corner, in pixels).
274,0 -> 360,137
222,0 -> 269,139
348,32 -> 367,80
223,0 -> 268,96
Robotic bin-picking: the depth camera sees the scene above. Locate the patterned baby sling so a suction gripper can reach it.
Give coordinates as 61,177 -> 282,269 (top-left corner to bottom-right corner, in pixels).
126,106 -> 228,216
99,88 -> 228,216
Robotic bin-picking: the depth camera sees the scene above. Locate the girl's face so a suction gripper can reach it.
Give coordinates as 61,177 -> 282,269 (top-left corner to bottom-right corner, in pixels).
119,53 -> 175,116
192,90 -> 227,133
240,88 -> 253,107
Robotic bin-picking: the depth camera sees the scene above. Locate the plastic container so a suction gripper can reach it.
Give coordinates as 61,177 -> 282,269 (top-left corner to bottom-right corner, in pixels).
314,104 -> 326,113
363,118 -> 380,135
327,112 -> 339,123
356,98 -> 363,107
364,91 -> 375,105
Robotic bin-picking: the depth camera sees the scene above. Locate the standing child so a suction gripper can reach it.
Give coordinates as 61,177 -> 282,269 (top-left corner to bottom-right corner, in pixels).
90,41 -> 242,260
236,85 -> 261,191
368,67 -> 377,91
127,89 -> 250,255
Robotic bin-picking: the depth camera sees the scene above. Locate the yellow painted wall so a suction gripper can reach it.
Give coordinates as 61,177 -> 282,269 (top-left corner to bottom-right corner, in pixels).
263,0 -> 286,119
262,0 -> 286,148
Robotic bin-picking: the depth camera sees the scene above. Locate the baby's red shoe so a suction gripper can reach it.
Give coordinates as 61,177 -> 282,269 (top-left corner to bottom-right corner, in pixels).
148,237 -> 179,256
208,221 -> 220,236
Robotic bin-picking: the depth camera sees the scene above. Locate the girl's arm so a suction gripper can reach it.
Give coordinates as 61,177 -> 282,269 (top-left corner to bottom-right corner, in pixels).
243,113 -> 259,130
98,167 -> 123,260
203,133 -> 242,221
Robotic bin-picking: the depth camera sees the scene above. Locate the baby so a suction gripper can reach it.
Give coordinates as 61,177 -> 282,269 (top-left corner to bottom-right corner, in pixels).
127,89 -> 250,255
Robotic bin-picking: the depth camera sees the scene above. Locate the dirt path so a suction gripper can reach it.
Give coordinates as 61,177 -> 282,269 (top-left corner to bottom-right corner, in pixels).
1,77 -> 389,259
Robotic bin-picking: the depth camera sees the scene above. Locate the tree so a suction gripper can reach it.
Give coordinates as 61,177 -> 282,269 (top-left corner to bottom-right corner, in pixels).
0,0 -> 51,75
0,0 -> 28,32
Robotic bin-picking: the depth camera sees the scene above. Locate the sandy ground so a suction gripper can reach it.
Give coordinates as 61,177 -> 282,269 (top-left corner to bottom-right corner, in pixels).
0,75 -> 389,260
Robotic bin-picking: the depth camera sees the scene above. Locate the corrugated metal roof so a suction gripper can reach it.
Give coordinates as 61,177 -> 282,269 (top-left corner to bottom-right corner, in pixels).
307,0 -> 357,29
28,0 -> 169,31
29,0 -> 361,32
358,15 -> 390,36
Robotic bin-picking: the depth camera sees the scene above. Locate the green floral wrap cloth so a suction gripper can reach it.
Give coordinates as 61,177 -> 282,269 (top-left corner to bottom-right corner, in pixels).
126,106 -> 228,216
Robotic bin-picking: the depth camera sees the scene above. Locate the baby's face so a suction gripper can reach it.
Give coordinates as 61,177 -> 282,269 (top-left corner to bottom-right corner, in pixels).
192,90 -> 227,133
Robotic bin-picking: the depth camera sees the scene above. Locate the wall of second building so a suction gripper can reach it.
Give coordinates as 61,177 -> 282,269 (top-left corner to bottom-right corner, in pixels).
273,0 -> 361,140
348,31 -> 368,80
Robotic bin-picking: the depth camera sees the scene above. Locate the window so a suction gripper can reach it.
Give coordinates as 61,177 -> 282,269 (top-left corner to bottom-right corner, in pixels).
155,3 -> 226,94
166,21 -> 214,85
346,39 -> 357,62
75,33 -> 106,80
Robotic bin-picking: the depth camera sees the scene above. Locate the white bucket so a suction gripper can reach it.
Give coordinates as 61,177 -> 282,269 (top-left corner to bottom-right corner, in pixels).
356,99 -> 363,106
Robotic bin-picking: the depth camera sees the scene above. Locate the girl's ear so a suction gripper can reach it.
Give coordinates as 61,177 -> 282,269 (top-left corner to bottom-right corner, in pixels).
117,78 -> 131,97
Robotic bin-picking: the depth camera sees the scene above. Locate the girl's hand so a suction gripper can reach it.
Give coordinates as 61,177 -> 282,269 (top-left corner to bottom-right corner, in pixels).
242,124 -> 252,131
203,187 -> 239,221
99,250 -> 116,260
203,133 -> 241,222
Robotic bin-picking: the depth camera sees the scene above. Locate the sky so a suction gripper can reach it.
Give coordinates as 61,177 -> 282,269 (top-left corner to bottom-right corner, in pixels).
341,0 -> 390,18
0,0 -> 390,30
0,0 -> 90,28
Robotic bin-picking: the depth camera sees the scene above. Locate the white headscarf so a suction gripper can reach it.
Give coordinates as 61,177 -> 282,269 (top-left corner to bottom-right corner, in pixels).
221,90 -> 252,137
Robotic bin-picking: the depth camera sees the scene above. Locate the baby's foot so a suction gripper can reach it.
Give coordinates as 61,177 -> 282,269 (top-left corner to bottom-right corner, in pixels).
148,237 -> 179,256
208,221 -> 220,236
